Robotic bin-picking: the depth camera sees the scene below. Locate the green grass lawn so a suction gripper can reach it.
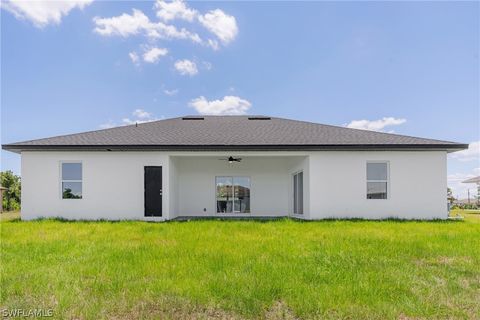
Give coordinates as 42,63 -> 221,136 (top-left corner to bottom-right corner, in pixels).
1,211 -> 479,319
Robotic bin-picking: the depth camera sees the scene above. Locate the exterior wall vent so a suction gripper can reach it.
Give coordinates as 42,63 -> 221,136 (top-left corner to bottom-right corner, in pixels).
248,117 -> 271,120
182,117 -> 205,120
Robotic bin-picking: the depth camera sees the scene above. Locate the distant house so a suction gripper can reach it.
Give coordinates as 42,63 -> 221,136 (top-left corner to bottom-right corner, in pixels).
2,116 -> 467,220
463,176 -> 480,184
462,176 -> 480,204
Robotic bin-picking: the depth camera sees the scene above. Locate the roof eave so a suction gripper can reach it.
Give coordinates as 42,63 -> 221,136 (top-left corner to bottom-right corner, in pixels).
2,143 -> 469,153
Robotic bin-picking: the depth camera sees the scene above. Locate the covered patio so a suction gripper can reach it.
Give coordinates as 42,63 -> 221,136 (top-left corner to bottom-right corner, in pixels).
168,155 -> 309,219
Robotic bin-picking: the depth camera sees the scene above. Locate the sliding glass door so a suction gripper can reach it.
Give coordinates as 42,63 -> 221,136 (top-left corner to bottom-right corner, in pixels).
216,176 -> 250,213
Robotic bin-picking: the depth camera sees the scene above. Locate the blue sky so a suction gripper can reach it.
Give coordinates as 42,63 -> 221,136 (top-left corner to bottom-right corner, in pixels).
1,1 -> 479,198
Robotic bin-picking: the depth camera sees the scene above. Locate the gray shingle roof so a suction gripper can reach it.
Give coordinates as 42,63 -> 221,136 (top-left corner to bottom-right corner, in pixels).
2,116 -> 467,152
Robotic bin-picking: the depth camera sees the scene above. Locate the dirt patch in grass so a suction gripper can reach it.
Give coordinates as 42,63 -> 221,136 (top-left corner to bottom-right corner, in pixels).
397,314 -> 425,320
108,299 -> 300,320
0,210 -> 20,222
437,256 -> 473,265
264,301 -> 298,320
414,256 -> 473,267
107,297 -> 243,320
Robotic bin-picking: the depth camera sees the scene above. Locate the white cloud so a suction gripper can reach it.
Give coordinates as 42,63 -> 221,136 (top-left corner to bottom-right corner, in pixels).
189,96 -> 251,115
143,47 -> 168,63
122,108 -> 162,124
1,0 -> 93,27
207,39 -> 219,50
93,9 -> 150,37
155,0 -> 196,22
129,51 -> 139,64
346,117 -> 407,132
93,9 -> 201,43
174,59 -> 198,76
202,61 -> 212,70
448,172 -> 475,183
164,89 -> 178,96
198,9 -> 238,44
99,120 -> 116,129
93,3 -> 238,54
100,109 -> 163,128
155,1 -> 238,45
132,109 -> 152,119
122,118 -> 151,125
449,141 -> 480,162
152,22 -> 202,43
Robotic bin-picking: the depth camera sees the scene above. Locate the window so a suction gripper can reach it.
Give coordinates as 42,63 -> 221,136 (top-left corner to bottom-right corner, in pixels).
61,162 -> 82,199
216,177 -> 250,213
293,171 -> 303,214
367,162 -> 388,199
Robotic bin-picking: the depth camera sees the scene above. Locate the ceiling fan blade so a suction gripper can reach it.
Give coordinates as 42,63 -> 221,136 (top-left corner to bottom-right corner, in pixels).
218,157 -> 243,162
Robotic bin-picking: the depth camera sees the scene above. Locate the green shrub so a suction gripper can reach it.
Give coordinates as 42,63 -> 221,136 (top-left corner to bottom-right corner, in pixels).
1,170 -> 21,211
452,203 -> 480,210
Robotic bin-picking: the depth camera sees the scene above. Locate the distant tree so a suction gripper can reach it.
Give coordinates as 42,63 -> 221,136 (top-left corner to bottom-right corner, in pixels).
447,187 -> 455,204
1,171 -> 21,211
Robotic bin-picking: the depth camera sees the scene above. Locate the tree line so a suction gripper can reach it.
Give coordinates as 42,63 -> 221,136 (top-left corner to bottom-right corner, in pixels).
1,171 -> 21,211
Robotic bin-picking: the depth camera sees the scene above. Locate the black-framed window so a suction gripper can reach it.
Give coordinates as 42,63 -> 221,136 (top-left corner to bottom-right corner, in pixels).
61,162 -> 82,199
367,162 -> 388,199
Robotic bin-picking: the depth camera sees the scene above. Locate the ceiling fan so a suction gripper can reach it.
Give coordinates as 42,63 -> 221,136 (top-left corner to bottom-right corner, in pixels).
218,156 -> 242,163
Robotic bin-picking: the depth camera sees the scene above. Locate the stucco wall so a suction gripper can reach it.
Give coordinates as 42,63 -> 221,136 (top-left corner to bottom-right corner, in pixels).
21,151 -> 171,220
308,151 -> 447,219
20,150 -> 447,220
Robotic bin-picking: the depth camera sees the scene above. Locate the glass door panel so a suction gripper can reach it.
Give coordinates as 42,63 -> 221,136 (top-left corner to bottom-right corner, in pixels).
293,174 -> 298,214
293,172 -> 303,214
233,177 -> 250,213
297,172 -> 303,214
216,177 -> 233,213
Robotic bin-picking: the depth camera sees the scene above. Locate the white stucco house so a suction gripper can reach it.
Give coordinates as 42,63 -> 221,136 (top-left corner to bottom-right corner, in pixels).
3,115 -> 467,221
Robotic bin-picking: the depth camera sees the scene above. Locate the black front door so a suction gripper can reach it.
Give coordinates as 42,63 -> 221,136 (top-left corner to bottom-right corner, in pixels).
144,166 -> 162,217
